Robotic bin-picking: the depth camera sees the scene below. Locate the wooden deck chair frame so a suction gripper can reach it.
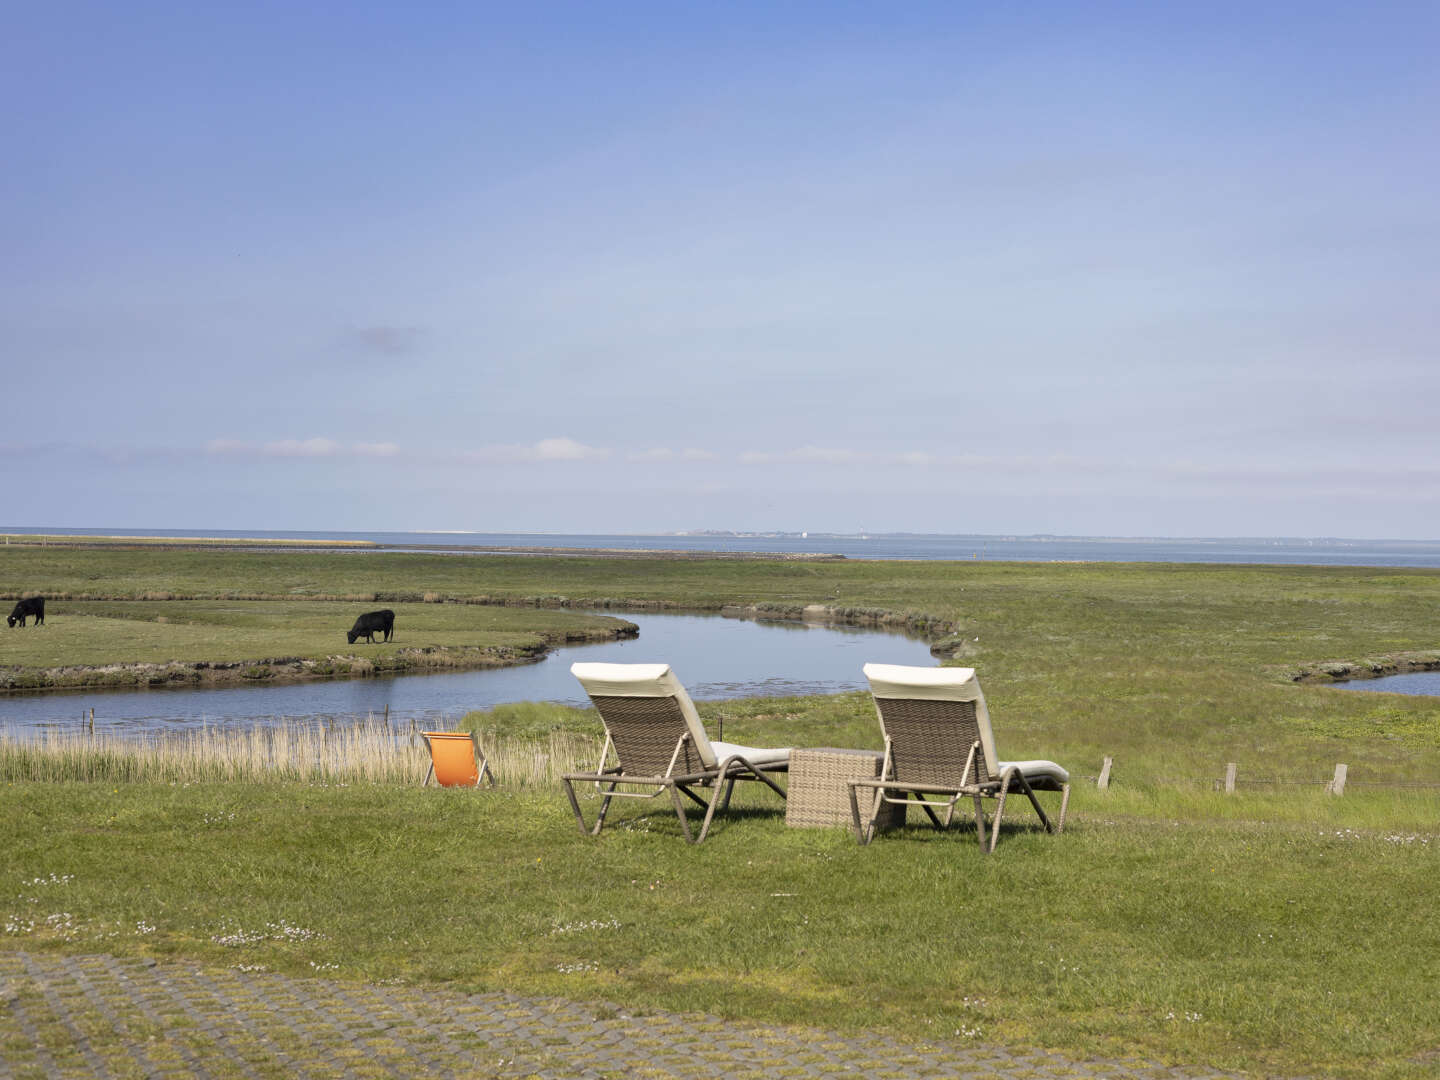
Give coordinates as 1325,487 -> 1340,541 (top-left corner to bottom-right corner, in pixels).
563,663 -> 789,844
421,731 -> 494,788
848,664 -> 1069,853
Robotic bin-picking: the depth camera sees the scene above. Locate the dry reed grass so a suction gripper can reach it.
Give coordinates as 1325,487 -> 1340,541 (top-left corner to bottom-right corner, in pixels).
0,718 -> 602,788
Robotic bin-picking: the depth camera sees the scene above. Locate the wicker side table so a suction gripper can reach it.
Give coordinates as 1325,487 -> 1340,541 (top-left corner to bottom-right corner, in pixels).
785,747 -> 904,830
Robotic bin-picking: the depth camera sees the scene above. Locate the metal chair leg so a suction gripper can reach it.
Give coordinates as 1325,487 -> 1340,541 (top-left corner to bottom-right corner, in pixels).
1017,776 -> 1053,834
561,777 -> 590,836
592,782 -> 618,835
668,782 -> 696,843
697,781 -> 729,843
988,774 -> 1015,853
716,776 -> 737,813
916,794 -> 945,829
848,783 -> 869,844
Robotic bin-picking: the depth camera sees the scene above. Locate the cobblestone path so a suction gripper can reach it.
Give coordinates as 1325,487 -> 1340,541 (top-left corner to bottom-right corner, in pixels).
0,951 -> 1248,1079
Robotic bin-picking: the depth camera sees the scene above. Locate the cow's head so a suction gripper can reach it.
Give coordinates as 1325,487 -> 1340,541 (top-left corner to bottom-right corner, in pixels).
5,616 -> 15,628
347,629 -> 359,644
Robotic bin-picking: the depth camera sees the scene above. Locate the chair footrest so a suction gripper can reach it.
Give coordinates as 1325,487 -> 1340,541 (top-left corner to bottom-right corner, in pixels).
850,778 -> 994,797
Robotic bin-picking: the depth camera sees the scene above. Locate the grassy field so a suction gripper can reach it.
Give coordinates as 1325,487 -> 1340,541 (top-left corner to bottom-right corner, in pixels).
0,598 -> 627,663
4,545 -> 1440,779
3,545 -> 1440,1075
0,598 -> 633,689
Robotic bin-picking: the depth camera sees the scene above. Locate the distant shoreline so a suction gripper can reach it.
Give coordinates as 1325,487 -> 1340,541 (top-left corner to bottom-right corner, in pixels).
2,533 -> 376,548
0,533 -> 845,561
7,528 -> 1440,567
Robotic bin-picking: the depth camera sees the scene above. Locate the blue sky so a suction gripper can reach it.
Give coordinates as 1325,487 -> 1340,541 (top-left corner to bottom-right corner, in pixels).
5,1 -> 1438,537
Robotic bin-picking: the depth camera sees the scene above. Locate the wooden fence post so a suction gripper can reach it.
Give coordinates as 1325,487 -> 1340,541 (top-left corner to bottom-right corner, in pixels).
1329,763 -> 1347,796
1224,762 -> 1237,794
1097,756 -> 1112,790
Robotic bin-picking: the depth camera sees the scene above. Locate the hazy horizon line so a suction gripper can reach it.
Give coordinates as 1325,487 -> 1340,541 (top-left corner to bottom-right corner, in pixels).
4,526 -> 1440,546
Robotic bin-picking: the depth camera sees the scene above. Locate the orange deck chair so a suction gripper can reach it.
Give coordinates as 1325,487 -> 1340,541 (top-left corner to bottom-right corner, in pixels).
421,731 -> 494,788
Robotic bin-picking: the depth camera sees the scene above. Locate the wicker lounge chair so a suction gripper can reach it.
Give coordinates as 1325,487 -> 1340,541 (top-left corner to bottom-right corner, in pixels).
564,662 -> 790,843
421,731 -> 493,788
849,664 -> 1069,852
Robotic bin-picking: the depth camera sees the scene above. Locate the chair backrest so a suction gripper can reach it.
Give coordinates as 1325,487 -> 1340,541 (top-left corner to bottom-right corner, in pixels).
422,732 -> 481,787
571,662 -> 717,774
862,664 -> 999,786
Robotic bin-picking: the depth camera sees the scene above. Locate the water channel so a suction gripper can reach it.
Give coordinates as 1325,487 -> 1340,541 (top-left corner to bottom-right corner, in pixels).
1334,671 -> 1440,697
0,612 -> 938,738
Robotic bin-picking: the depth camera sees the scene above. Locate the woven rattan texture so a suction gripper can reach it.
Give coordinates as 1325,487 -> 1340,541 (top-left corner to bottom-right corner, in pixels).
787,748 -> 903,829
589,695 -> 707,775
874,698 -> 990,785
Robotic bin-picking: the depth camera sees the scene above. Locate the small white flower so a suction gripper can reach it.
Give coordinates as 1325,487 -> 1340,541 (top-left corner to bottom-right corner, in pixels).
553,960 -> 600,974
551,918 -> 621,935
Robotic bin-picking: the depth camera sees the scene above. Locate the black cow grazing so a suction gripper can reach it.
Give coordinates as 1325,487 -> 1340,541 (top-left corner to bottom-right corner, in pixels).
347,608 -> 395,644
7,597 -> 45,627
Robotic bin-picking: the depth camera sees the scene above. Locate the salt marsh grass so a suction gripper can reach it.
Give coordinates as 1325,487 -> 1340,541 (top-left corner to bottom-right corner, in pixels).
0,597 -> 630,690
0,718 -> 601,788
7,547 -> 1440,1075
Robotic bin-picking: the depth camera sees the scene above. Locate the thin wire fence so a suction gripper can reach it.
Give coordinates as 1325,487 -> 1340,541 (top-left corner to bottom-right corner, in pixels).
1083,756 -> 1440,794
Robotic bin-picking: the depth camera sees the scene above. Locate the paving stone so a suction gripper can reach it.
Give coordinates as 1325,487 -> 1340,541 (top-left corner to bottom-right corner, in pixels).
0,951 -> 1270,1079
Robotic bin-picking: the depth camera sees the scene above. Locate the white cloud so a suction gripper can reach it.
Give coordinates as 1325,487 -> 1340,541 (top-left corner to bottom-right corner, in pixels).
733,447 -> 1093,472
1148,461 -> 1440,496
534,437 -> 607,461
205,437 -> 400,461
895,451 -> 934,467
353,442 -> 400,458
627,447 -> 721,463
265,437 -> 340,458
739,446 -> 927,467
94,439 -> 1440,509
456,437 -> 611,465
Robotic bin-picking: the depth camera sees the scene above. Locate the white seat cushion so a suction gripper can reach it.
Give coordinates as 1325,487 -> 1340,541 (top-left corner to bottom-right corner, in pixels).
710,741 -> 790,768
999,759 -> 1070,788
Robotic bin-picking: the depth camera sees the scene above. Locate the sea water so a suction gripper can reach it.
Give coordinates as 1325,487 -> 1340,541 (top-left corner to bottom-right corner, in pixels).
7,527 -> 1440,567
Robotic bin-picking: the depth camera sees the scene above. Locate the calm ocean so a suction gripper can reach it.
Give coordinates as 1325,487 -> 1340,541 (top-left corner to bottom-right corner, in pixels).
7,528 -> 1440,567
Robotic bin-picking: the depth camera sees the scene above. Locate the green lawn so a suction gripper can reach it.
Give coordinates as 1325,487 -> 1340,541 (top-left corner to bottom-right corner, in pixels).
2,777 -> 1436,1078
